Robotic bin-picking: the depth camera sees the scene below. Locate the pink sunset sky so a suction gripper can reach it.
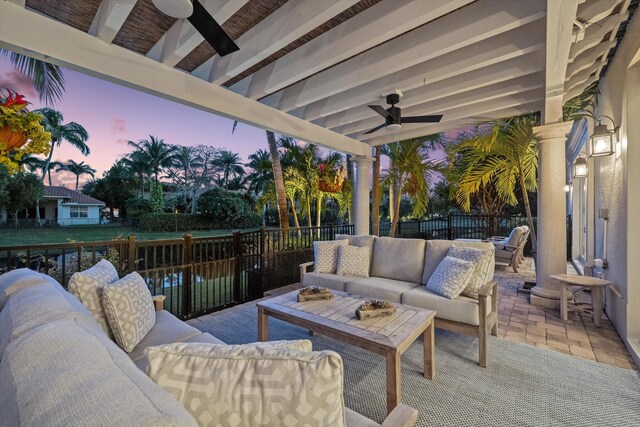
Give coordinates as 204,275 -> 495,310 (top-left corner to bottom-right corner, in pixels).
1,56 -> 454,189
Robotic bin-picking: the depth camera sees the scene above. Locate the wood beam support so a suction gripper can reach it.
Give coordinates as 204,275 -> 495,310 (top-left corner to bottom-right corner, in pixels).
89,0 -> 137,44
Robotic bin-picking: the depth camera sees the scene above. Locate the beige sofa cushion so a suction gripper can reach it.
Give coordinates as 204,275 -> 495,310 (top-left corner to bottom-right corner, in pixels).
346,276 -> 421,303
146,342 -> 344,427
103,272 -> 156,353
314,239 -> 349,274
0,268 -> 64,311
68,259 -> 120,337
371,237 -> 426,283
0,319 -> 197,427
422,240 -> 495,286
401,287 -> 491,326
302,271 -> 354,292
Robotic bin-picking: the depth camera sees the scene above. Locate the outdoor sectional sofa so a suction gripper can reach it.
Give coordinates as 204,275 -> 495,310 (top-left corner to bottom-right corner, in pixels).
0,268 -> 417,427
300,236 -> 498,367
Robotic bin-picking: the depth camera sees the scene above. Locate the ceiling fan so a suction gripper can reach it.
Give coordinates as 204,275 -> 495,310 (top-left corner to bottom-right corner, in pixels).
364,92 -> 443,135
152,0 -> 239,57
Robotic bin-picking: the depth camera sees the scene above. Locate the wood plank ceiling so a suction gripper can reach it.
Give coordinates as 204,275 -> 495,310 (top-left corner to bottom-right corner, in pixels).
22,0 -> 636,148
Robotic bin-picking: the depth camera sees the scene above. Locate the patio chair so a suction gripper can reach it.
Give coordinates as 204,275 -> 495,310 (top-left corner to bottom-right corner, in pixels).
493,226 -> 527,272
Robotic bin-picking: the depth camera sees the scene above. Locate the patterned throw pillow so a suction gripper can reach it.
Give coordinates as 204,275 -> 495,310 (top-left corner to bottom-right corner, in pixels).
336,245 -> 370,277
447,246 -> 494,299
145,342 -> 346,427
426,256 -> 475,299
68,259 -> 119,338
313,239 -> 349,274
102,272 -> 155,353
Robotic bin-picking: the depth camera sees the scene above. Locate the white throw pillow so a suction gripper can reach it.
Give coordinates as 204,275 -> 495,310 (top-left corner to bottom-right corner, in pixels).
102,272 -> 155,353
336,245 -> 370,277
313,239 -> 349,274
145,341 -> 346,427
447,246 -> 494,298
68,259 -> 119,337
426,256 -> 475,299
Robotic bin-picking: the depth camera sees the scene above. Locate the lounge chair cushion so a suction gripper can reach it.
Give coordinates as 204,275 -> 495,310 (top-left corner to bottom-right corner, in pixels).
422,240 -> 495,285
426,256 -> 475,299
346,276 -> 421,303
495,248 -> 516,260
145,341 -> 345,427
447,246 -> 495,299
401,287 -> 490,326
314,239 -> 349,274
102,272 -> 155,353
336,245 -> 370,277
505,226 -> 525,247
371,237 -> 426,283
302,272 -> 354,292
68,259 -> 120,338
0,319 -> 198,427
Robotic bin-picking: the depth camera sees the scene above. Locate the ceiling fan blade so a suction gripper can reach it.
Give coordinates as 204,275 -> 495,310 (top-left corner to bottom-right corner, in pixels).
368,105 -> 391,119
402,115 -> 443,123
188,0 -> 239,57
363,123 -> 387,135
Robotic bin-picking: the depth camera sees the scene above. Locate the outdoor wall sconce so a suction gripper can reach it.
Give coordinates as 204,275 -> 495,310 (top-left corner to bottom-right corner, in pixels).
573,154 -> 588,178
589,116 -> 618,157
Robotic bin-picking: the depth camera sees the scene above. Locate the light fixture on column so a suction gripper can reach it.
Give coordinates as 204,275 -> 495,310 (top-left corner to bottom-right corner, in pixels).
589,115 -> 618,157
573,153 -> 588,178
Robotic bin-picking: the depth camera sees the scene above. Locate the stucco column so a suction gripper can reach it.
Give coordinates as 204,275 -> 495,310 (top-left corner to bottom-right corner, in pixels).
353,155 -> 372,235
531,121 -> 574,308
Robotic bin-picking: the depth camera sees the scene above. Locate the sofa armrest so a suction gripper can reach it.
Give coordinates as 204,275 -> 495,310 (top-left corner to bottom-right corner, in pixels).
299,261 -> 314,279
152,295 -> 166,312
380,404 -> 418,427
478,281 -> 497,298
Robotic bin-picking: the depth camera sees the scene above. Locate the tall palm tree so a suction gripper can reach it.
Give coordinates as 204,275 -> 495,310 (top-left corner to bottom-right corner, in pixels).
122,151 -> 152,198
211,149 -> 244,190
127,136 -> 177,184
245,149 -> 273,195
57,159 -> 96,190
35,108 -> 89,183
2,50 -> 65,105
20,155 -> 62,186
451,115 -> 539,252
266,131 -> 289,232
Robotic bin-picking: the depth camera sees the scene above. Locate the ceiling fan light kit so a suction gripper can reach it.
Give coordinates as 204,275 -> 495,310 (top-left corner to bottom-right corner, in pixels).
152,0 -> 193,19
364,91 -> 443,135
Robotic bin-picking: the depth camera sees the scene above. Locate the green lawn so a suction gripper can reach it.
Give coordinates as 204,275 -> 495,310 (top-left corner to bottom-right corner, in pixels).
0,224 -> 239,246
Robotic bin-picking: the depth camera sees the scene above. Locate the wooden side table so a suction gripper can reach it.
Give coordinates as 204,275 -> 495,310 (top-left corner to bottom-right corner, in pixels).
550,274 -> 610,327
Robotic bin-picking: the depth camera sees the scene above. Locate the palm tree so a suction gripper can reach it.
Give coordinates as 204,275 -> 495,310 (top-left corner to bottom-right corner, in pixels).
127,136 -> 177,184
211,149 -> 244,190
57,159 -> 96,190
20,155 -> 62,186
122,151 -> 152,198
382,138 -> 440,237
245,149 -> 273,195
2,50 -> 65,105
36,108 -> 89,183
266,131 -> 289,232
451,115 -> 539,252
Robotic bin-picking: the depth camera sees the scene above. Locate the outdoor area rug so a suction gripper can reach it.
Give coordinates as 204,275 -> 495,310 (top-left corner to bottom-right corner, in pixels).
188,302 -> 640,427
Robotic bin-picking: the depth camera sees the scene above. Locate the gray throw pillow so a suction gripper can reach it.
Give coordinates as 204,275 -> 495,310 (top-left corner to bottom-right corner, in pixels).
447,246 -> 494,298
426,256 -> 475,299
336,245 -> 370,277
313,239 -> 349,274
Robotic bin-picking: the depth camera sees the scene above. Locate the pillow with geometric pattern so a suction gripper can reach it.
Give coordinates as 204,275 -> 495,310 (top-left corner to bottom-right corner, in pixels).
336,245 -> 370,277
426,256 -> 475,299
313,239 -> 349,274
447,246 -> 494,299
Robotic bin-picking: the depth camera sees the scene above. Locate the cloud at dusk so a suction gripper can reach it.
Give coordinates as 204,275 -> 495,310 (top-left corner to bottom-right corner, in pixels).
0,69 -> 37,99
110,116 -> 127,134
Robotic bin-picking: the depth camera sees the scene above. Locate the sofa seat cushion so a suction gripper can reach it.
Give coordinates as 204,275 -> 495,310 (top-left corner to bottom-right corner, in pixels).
0,319 -> 197,427
423,240 -> 495,286
371,237 -> 426,283
346,277 -> 421,303
134,331 -> 227,371
302,272 -> 354,292
129,310 -> 202,364
401,287 -> 490,326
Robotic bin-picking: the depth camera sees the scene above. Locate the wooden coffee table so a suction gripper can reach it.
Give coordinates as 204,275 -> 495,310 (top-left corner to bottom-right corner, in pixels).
257,290 -> 437,414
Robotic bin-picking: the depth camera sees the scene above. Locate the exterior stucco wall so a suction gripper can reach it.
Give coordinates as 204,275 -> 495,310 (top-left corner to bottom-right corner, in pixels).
57,205 -> 102,226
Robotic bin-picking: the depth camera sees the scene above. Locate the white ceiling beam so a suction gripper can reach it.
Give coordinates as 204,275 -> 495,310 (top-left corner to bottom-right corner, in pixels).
576,0 -> 623,24
192,0 -> 359,83
566,40 -> 616,79
260,0 -> 546,112
542,0 -> 579,124
146,0 -> 246,66
355,90 -> 543,140
5,0 -> 25,6
295,20 -> 546,122
569,12 -> 628,61
0,2 -> 369,156
317,52 -> 545,130
335,74 -> 544,136
228,0 -> 474,99
364,102 -> 544,146
89,0 -> 137,43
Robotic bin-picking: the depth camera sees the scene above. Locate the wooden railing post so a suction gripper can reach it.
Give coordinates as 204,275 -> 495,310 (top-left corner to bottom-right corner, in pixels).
127,235 -> 136,273
182,234 -> 193,319
232,231 -> 242,303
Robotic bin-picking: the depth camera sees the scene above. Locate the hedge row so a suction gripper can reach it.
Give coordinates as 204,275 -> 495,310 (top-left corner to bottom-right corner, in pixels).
139,213 -> 215,232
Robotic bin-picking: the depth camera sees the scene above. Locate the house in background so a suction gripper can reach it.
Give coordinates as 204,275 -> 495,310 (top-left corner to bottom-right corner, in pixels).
41,186 -> 105,226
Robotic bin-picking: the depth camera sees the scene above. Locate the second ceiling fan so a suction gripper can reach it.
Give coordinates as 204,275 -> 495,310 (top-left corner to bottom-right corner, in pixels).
364,92 -> 443,135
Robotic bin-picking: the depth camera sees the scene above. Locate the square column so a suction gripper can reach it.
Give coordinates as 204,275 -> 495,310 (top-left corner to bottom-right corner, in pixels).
531,121 -> 574,308
353,156 -> 372,235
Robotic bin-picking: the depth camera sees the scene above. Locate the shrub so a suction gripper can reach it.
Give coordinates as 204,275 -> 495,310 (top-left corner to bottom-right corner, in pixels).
149,181 -> 165,213
126,197 -> 152,225
139,213 -> 213,232
197,188 -> 261,229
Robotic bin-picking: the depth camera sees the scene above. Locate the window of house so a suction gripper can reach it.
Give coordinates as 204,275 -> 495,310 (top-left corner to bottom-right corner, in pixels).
70,206 -> 88,218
